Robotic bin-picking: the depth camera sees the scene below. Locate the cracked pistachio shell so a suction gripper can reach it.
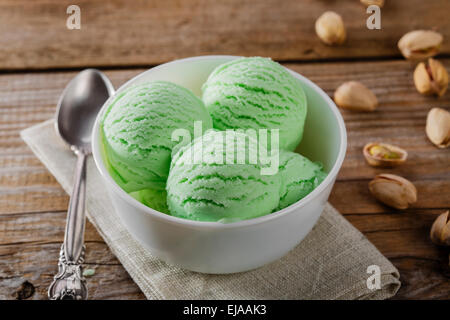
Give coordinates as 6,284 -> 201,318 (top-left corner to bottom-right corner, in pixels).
414,58 -> 449,97
363,142 -> 407,167
426,107 -> 450,148
430,211 -> 450,246
334,81 -> 377,111
315,11 -> 346,45
369,174 -> 417,209
398,30 -> 443,60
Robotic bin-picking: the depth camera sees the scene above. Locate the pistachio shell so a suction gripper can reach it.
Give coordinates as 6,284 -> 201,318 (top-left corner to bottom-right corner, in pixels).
414,58 -> 449,97
334,81 -> 378,112
426,107 -> 450,148
360,0 -> 384,7
363,142 -> 407,167
315,11 -> 346,45
430,211 -> 450,246
398,30 -> 443,60
369,174 -> 417,209
414,62 -> 432,95
429,59 -> 449,97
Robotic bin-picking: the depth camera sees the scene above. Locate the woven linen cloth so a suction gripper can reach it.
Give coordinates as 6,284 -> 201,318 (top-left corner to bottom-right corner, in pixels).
21,119 -> 400,300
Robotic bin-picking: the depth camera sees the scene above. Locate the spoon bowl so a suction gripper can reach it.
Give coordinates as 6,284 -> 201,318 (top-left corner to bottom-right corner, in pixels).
56,69 -> 114,151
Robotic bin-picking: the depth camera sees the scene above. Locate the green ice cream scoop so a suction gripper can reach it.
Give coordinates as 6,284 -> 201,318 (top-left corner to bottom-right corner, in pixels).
277,151 -> 327,210
166,130 -> 281,222
129,188 -> 169,214
202,57 -> 307,151
101,81 -> 212,192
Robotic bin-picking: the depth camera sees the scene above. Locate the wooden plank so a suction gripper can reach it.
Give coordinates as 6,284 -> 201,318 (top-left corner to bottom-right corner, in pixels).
1,0 -> 450,70
330,180 -> 450,214
346,211 -> 444,259
0,213 -> 145,300
0,243 -> 145,300
390,257 -> 450,300
0,211 -> 103,245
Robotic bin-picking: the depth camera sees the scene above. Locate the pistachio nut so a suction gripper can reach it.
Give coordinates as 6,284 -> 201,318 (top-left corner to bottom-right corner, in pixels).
360,0 -> 384,7
426,107 -> 450,148
398,30 -> 443,60
369,174 -> 417,210
315,11 -> 346,46
414,58 -> 449,97
334,81 -> 378,111
430,211 -> 450,246
363,142 -> 407,167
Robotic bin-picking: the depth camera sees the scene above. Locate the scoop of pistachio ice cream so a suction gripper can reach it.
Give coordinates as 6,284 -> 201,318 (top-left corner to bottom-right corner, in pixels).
101,81 -> 212,192
202,57 -> 307,151
277,151 -> 327,210
129,188 -> 169,214
166,130 -> 281,222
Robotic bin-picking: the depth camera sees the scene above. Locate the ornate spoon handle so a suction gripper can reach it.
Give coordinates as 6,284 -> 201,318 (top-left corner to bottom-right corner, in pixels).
48,150 -> 88,300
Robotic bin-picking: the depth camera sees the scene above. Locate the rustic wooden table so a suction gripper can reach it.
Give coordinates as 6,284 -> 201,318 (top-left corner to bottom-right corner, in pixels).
0,0 -> 449,300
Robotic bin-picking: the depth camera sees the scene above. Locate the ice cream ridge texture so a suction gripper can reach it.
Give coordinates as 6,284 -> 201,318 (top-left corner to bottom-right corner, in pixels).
166,130 -> 282,222
202,57 -> 307,151
277,151 -> 326,210
101,81 -> 212,192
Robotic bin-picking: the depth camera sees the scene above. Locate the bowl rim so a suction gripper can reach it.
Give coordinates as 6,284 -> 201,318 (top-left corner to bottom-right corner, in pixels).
92,55 -> 347,230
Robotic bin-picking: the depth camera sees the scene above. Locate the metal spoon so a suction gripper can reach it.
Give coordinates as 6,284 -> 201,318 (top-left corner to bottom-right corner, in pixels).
48,69 -> 114,300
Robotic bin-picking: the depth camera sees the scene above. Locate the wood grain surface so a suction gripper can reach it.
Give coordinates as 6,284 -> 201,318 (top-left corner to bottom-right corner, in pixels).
0,0 -> 449,300
1,0 -> 450,70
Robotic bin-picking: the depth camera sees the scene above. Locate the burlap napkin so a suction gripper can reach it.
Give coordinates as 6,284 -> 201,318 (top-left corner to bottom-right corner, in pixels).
21,119 -> 400,300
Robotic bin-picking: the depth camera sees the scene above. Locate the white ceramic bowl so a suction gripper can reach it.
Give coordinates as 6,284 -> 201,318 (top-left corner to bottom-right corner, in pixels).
92,56 -> 347,274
